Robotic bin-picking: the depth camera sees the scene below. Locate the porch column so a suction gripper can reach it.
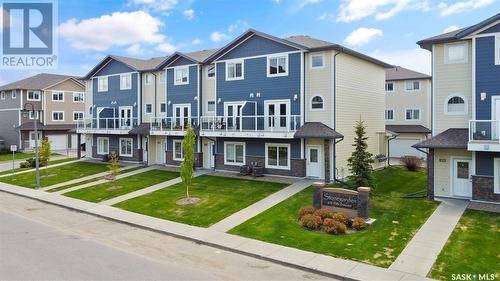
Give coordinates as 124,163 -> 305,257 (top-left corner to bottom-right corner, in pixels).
324,139 -> 330,183
427,148 -> 435,200
77,133 -> 81,158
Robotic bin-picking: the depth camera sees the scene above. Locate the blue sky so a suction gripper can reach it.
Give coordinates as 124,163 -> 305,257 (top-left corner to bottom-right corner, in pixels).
1,0 -> 499,84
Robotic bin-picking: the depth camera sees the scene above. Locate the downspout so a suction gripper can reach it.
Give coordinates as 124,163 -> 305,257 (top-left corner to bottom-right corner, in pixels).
332,49 -> 343,181
334,136 -> 344,183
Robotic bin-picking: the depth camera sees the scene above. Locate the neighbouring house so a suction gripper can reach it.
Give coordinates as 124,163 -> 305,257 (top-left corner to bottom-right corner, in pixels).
78,29 -> 392,182
385,66 -> 432,159
414,12 -> 500,206
0,73 -> 86,152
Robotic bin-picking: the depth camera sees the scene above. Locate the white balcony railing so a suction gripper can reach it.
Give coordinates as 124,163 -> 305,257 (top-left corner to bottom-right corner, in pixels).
150,117 -> 198,132
76,117 -> 139,131
200,115 -> 301,133
469,120 -> 500,142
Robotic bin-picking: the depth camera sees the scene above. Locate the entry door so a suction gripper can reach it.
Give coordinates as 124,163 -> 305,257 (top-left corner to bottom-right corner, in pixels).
143,139 -> 148,163
265,101 -> 290,131
306,145 -> 322,179
119,107 -> 132,129
157,140 -> 166,164
452,158 -> 472,197
29,131 -> 42,149
225,103 -> 243,130
174,105 -> 190,128
209,141 -> 215,168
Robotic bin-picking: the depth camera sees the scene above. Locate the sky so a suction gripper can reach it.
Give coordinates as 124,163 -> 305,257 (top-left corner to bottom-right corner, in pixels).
1,0 -> 499,84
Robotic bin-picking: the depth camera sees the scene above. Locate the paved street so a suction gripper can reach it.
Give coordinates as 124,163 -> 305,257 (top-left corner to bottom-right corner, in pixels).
0,192 -> 332,281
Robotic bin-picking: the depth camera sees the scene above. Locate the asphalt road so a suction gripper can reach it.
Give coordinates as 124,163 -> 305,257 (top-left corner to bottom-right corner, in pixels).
0,192 -> 333,281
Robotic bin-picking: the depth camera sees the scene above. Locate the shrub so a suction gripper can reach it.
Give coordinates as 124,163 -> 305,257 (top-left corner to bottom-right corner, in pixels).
19,158 -> 47,169
323,219 -> 347,234
299,214 -> 323,230
332,212 -> 349,224
298,206 -> 316,218
314,208 -> 334,219
400,156 -> 422,171
352,217 -> 368,230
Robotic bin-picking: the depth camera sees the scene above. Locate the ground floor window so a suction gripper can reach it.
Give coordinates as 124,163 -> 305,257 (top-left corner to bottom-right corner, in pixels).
225,142 -> 245,165
265,143 -> 290,170
173,140 -> 183,161
119,138 -> 133,157
97,137 -> 109,155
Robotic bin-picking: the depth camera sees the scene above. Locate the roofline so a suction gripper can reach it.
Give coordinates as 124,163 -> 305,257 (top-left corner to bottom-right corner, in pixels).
386,77 -> 431,81
312,45 -> 392,68
156,52 -> 198,69
42,77 -> 85,90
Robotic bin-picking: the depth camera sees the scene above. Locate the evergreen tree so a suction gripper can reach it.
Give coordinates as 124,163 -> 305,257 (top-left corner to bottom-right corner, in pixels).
181,126 -> 195,199
347,120 -> 374,187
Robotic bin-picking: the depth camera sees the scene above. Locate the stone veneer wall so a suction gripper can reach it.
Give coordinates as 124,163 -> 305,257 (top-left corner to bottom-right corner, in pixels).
92,146 -> 142,162
472,175 -> 500,202
215,154 -> 306,177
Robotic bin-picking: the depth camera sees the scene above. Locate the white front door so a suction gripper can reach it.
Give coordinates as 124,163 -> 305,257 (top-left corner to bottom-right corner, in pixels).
265,100 -> 290,131
209,141 -> 215,168
29,131 -> 42,149
224,103 -> 243,130
452,158 -> 473,197
119,106 -> 132,129
306,145 -> 322,179
157,140 -> 166,164
143,139 -> 148,163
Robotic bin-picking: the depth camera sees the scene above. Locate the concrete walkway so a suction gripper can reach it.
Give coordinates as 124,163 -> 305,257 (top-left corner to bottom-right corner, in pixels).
0,158 -> 83,178
389,198 -> 469,276
209,179 -> 315,232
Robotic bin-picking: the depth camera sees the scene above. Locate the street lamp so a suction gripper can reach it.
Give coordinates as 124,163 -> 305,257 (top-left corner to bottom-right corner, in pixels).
21,103 -> 40,189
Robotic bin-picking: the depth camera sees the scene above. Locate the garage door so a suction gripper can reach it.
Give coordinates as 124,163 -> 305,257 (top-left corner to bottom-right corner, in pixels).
389,138 -> 426,158
48,135 -> 68,150
71,134 -> 78,149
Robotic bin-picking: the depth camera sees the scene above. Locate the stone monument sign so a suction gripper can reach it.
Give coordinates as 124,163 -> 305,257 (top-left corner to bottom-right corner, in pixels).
313,183 -> 370,219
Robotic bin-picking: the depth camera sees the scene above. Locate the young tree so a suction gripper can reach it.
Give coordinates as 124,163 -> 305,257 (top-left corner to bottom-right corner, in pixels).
107,152 -> 120,178
347,120 -> 374,187
180,126 -> 195,199
38,139 -> 51,176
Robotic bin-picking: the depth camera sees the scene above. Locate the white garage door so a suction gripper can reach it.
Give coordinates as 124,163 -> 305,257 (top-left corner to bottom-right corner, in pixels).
390,138 -> 426,158
48,135 -> 68,150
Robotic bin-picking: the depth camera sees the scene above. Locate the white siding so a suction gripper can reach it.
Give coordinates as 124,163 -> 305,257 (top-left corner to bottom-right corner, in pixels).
385,79 -> 431,129
305,51 -> 333,126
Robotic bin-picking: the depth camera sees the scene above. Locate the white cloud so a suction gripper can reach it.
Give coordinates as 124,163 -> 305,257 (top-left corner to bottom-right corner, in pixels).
318,12 -> 335,21
183,9 -> 194,20
59,11 -> 165,51
210,31 -> 229,43
337,0 -> 430,23
273,0 -> 281,3
370,48 -> 431,75
443,25 -> 460,33
156,42 -> 176,54
344,27 -> 383,46
210,20 -> 249,43
299,0 -> 323,8
191,38 -> 202,45
129,0 -> 178,11
439,0 -> 494,16
126,43 -> 145,55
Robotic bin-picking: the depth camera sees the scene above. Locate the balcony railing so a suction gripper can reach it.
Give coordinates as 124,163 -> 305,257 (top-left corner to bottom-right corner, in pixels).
469,120 -> 500,142
200,115 -> 301,133
150,117 -> 198,132
76,117 -> 139,131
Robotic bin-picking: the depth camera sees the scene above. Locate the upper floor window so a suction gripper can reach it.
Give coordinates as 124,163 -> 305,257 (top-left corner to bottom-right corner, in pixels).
385,109 -> 394,120
73,111 -> 84,121
174,66 -> 189,85
52,111 -> 64,121
268,55 -> 288,77
120,73 -> 132,90
27,90 -> 40,101
29,110 -> 40,120
310,53 -> 324,68
160,103 -> 166,113
145,103 -> 152,114
207,64 -> 215,78
405,109 -> 420,120
52,92 -> 64,102
445,95 -> 467,114
145,74 -> 153,85
207,100 -> 215,112
89,106 -> 93,115
226,60 -> 244,80
385,82 -> 394,92
159,72 -> 166,83
495,35 -> 500,65
12,90 -> 17,99
405,80 -> 420,91
311,96 -> 324,110
97,77 -> 108,92
0,92 -> 5,100
445,42 -> 468,64
73,92 -> 84,103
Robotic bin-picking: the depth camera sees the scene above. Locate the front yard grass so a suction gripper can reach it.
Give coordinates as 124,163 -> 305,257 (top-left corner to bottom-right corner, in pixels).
430,210 -> 500,280
0,152 -> 34,162
114,175 -> 287,227
0,157 -> 77,176
64,169 -> 179,203
229,166 -> 438,267
0,161 -> 108,188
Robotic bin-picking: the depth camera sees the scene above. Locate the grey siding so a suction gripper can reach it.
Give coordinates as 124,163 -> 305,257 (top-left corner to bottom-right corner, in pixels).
0,90 -> 21,109
0,111 -> 20,147
220,35 -> 297,60
215,138 -> 301,158
476,151 -> 500,176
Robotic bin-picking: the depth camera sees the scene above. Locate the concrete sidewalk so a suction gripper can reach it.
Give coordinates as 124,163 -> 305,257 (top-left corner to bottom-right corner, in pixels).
209,179 -> 314,232
389,198 -> 468,276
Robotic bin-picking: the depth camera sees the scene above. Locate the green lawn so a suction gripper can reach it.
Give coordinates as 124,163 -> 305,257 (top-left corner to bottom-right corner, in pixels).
114,175 -> 287,227
430,210 -> 500,280
0,157 -> 77,176
229,167 -> 438,267
0,161 -> 108,188
64,169 -> 179,202
0,152 -> 34,162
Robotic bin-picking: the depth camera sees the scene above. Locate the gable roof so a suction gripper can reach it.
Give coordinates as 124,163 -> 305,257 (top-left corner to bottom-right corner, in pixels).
157,48 -> 220,69
294,122 -> 344,139
413,128 -> 468,149
0,73 -> 83,91
386,125 -> 431,134
386,66 -> 431,81
83,55 -> 169,79
417,12 -> 500,50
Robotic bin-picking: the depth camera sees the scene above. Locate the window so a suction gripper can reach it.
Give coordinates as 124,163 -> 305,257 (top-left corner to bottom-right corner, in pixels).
385,109 -> 394,120
89,106 -> 93,115
119,138 -> 133,157
445,42 -> 468,64
52,111 -> 64,121
97,137 -> 109,155
174,67 -> 189,85
0,92 -> 5,100
173,140 -> 183,161
207,64 -> 215,78
268,55 -> 288,76
73,111 -> 84,121
207,100 -> 215,112
159,72 -> 166,83
226,60 -> 244,80
385,82 -> 394,92
224,142 -> 245,165
494,158 -> 500,194
120,73 -> 132,90
445,95 -> 467,114
496,35 -> 500,65
29,111 -> 39,120
405,80 -> 420,91
266,143 -> 290,170
11,90 -> 16,99
311,96 -> 324,110
52,92 -> 64,101
311,53 -> 324,68
27,91 -> 40,101
145,74 -> 153,85
73,92 -> 84,103
405,109 -> 420,120
145,103 -> 152,114
97,77 -> 108,92
160,103 -> 166,113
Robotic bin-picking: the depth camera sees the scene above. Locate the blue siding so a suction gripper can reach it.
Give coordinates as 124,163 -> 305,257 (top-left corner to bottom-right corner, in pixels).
479,23 -> 500,34
92,73 -> 139,118
216,138 -> 301,158
166,136 -> 200,153
220,35 -> 298,60
476,36 -> 500,120
476,151 -> 500,176
166,65 -> 199,117
95,60 -> 135,76
216,52 -> 301,116
170,56 -> 197,67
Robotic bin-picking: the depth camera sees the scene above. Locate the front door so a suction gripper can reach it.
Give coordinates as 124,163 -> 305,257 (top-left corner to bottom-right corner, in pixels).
119,107 -> 132,129
265,100 -> 290,131
29,131 -> 42,149
224,103 -> 243,130
143,139 -> 148,163
209,141 -> 215,168
452,158 -> 472,197
174,104 -> 190,129
306,145 -> 322,179
157,140 -> 166,164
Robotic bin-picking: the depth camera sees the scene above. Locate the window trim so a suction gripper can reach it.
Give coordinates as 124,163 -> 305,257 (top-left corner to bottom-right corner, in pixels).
73,111 -> 84,121
444,42 -> 468,64
160,103 -> 166,113
310,53 -> 325,69
207,100 -> 216,113
145,73 -> 153,85
495,35 -> 500,66
72,92 -> 85,103
225,59 -> 244,81
173,140 -> 184,161
267,54 -> 289,77
265,143 -> 291,170
119,138 -> 133,157
206,64 -> 216,79
144,103 -> 153,114
444,94 -> 468,115
385,109 -> 394,121
385,82 -> 394,92
0,91 -> 5,100
11,90 -> 16,99
27,90 -> 41,101
120,73 -> 132,90
97,77 -> 108,92
52,111 -> 64,122
224,141 -> 246,166
174,66 -> 189,85
29,111 -> 39,120
97,137 -> 109,155
404,80 -> 421,92
310,95 -> 324,111
405,108 -> 421,121
52,91 -> 64,102
494,158 -> 500,194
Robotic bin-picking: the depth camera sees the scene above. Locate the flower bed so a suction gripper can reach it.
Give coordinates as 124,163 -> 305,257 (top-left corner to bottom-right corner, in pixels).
298,206 -> 368,235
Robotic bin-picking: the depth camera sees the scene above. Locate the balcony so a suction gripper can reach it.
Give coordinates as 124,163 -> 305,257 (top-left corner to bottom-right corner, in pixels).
468,120 -> 500,151
199,115 -> 302,138
150,117 -> 198,136
76,117 -> 139,134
